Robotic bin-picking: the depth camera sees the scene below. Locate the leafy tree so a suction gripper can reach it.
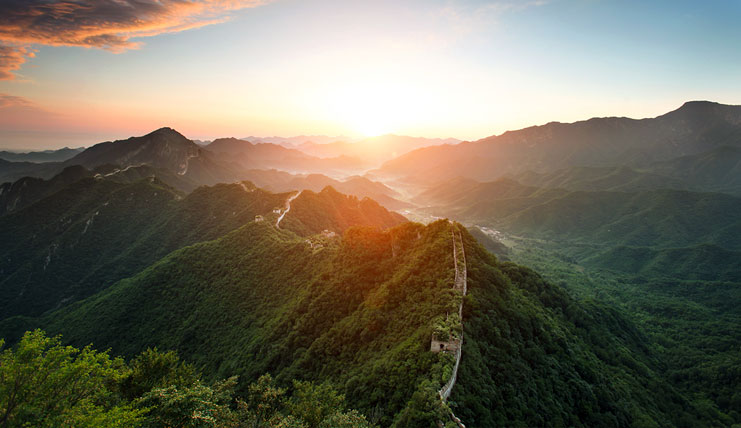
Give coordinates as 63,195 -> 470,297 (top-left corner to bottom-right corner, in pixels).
0,330 -> 143,428
120,347 -> 199,401
138,377 -> 239,428
391,380 -> 448,428
244,374 -> 287,428
286,380 -> 346,428
318,409 -> 377,428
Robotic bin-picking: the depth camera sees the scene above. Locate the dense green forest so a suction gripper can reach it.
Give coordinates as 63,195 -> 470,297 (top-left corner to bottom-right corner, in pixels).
0,177 -> 289,318
1,220 -> 460,427
0,330 -> 376,427
3,214 -> 730,427
507,237 -> 741,426
2,153 -> 739,427
0,174 -> 404,319
449,231 -> 733,427
414,149 -> 741,426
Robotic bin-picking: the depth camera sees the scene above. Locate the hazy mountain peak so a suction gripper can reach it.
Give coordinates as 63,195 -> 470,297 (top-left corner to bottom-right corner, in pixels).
144,127 -> 189,140
679,100 -> 722,109
661,100 -> 741,123
62,127 -> 202,175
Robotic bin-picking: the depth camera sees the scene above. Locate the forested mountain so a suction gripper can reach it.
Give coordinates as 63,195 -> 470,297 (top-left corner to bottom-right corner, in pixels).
0,158 -> 62,184
1,218 -> 723,427
0,165 -> 91,215
280,187 -> 407,236
0,128 -> 240,186
408,124 -> 741,426
237,169 -> 409,210
509,145 -> 741,195
418,180 -> 741,250
1,101 -> 739,427
0,170 -> 403,321
582,244 -> 741,282
0,163 -> 204,215
64,128 -> 238,185
0,129 -> 371,188
374,101 -> 741,183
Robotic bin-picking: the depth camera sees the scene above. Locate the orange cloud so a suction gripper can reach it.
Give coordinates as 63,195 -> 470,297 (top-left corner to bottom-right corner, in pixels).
0,45 -> 34,80
0,0 -> 267,79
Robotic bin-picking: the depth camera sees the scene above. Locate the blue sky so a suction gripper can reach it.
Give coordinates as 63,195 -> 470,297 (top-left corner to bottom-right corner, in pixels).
1,0 -> 740,149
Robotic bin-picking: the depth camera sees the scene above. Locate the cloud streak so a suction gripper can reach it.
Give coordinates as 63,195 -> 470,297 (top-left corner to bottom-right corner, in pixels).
0,93 -> 33,109
0,0 -> 267,79
0,93 -> 36,108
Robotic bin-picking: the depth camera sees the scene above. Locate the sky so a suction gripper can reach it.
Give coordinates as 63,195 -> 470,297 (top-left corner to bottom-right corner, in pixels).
0,0 -> 740,150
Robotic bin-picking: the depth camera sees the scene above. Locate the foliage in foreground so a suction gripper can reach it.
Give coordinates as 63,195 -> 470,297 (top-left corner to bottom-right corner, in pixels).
0,330 -> 375,428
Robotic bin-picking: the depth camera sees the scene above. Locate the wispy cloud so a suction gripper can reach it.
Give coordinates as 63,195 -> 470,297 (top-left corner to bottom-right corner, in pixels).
0,0 -> 268,79
0,93 -> 35,108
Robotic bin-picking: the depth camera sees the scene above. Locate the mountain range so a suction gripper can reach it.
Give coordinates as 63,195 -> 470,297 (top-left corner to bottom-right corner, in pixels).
0,147 -> 84,163
0,183 -> 716,426
373,101 -> 741,188
1,100 -> 740,427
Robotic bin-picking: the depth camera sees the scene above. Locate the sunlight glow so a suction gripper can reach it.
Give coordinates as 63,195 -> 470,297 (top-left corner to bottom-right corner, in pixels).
326,83 -> 399,137
322,78 -> 438,138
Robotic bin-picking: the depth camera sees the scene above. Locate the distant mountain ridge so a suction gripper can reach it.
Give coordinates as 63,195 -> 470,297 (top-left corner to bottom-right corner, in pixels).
205,137 -> 367,173
0,147 -> 84,163
0,128 -> 374,190
296,134 -> 461,164
242,135 -> 354,147
374,101 -> 741,184
239,169 -> 410,210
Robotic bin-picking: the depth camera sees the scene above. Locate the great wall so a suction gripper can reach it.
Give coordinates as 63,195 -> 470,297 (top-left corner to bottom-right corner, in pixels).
275,190 -> 301,228
434,222 -> 467,428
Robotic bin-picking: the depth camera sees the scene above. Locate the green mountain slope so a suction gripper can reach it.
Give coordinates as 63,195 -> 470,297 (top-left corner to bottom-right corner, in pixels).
582,244 -> 741,282
0,177 -> 286,318
280,186 -> 407,236
239,169 -> 410,210
510,145 -> 741,195
650,145 -> 741,195
512,165 -> 688,193
452,232 -> 722,427
0,176 -> 407,320
423,182 -> 741,250
501,189 -> 741,249
1,219 -> 724,426
5,220 -> 459,426
0,165 -> 91,215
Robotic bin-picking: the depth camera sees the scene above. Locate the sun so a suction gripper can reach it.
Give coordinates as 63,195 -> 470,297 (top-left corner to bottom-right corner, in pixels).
348,112 -> 392,137
324,82 -> 401,137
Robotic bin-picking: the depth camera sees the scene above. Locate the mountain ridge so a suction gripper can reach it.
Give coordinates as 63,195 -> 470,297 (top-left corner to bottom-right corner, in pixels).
374,101 -> 741,183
